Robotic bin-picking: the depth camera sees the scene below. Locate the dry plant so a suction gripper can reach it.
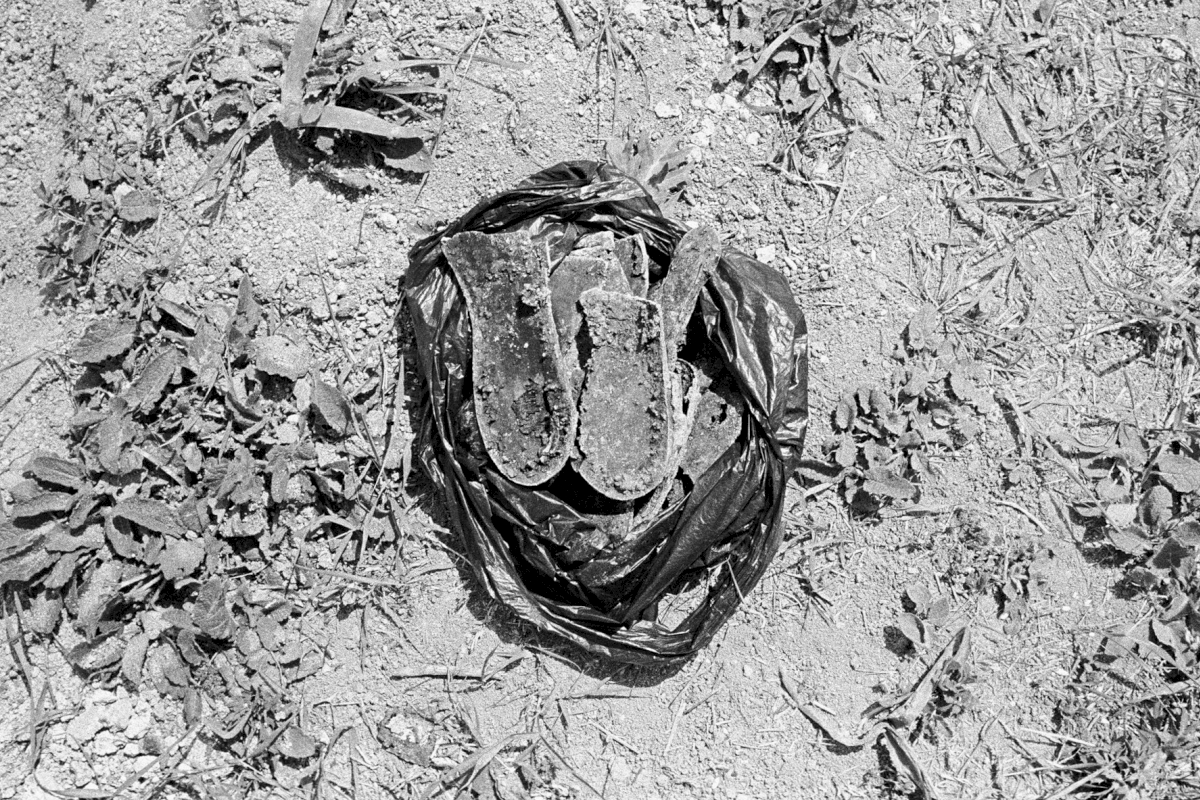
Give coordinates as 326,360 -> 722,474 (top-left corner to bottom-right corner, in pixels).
1,269 -> 415,794
160,0 -> 447,219
800,306 -> 991,516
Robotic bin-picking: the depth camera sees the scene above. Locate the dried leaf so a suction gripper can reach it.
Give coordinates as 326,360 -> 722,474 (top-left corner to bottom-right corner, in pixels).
882,727 -> 938,800
111,498 -> 186,539
905,306 -> 938,352
378,725 -> 432,766
834,437 -> 857,468
300,103 -> 425,141
183,689 -> 203,727
897,612 -> 925,647
833,394 -> 856,431
904,584 -> 931,611
0,529 -> 53,586
604,130 -> 694,212
268,457 -> 290,504
28,591 -> 64,634
42,550 -> 81,589
275,726 -> 318,760
863,468 -> 917,500
253,335 -> 312,380
77,560 -> 123,637
123,348 -> 181,412
117,190 -> 160,223
193,579 -> 236,640
67,635 -> 125,673
45,525 -> 104,552
1149,535 -> 1195,570
10,490 -> 77,520
311,379 -> 352,437
69,319 -> 137,364
926,597 -> 950,628
797,703 -> 878,748
1107,526 -> 1152,556
122,632 -> 151,683
375,137 -> 434,173
25,453 -> 85,491
160,539 -> 205,581
1156,452 -> 1200,494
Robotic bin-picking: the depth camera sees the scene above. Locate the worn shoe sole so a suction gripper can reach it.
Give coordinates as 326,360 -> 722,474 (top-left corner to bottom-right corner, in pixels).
574,288 -> 672,501
615,234 -> 649,297
650,224 -> 721,354
549,251 -> 629,399
679,355 -> 744,482
632,358 -> 701,527
442,230 -> 576,486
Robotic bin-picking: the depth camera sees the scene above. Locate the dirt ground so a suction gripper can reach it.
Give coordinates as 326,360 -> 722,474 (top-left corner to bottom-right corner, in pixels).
2,0 -> 1199,798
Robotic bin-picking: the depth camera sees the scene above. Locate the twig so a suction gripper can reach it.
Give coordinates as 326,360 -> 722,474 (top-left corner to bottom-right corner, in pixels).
416,27 -> 487,201
392,651 -> 525,681
427,40 -> 527,70
553,0 -> 583,49
290,563 -> 406,589
312,257 -> 357,367
417,732 -> 535,800
995,499 -> 1053,537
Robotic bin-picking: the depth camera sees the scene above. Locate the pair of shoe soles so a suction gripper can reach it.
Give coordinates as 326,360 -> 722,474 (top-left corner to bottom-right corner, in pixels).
442,224 -> 742,513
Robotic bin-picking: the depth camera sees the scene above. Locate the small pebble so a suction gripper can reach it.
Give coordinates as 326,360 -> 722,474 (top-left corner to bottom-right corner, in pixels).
654,102 -> 682,119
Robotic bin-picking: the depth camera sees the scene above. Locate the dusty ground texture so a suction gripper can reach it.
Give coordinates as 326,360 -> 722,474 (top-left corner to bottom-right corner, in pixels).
2,0 -> 1200,798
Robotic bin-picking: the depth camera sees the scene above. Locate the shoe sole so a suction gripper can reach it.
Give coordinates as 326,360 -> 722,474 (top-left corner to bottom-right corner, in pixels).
574,288 -> 672,500
442,230 -> 576,486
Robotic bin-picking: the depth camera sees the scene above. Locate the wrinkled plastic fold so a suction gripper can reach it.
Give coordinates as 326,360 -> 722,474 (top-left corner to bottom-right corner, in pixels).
405,161 -> 808,663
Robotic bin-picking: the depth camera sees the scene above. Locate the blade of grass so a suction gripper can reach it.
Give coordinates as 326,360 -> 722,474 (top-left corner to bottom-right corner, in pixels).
282,0 -> 336,125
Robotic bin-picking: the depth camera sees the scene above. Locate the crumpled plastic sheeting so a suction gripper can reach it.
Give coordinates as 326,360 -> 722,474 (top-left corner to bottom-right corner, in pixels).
405,161 -> 808,664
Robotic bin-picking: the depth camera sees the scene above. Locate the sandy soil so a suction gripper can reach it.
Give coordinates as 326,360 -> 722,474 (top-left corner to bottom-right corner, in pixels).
2,0 -> 1198,798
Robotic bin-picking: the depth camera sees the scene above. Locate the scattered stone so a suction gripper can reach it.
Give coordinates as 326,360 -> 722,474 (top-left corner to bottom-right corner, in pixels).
104,697 -> 135,730
92,732 -> 120,756
65,706 -> 105,746
375,211 -> 398,231
654,102 -> 682,119
309,296 -> 331,320
240,168 -> 260,194
755,244 -> 776,264
123,713 -> 152,740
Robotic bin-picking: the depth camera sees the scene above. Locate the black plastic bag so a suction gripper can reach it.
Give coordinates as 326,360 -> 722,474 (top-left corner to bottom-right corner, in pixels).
405,161 -> 808,664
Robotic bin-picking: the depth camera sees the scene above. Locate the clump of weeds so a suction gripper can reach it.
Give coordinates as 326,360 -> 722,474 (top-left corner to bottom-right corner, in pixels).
802,306 -> 991,516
